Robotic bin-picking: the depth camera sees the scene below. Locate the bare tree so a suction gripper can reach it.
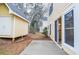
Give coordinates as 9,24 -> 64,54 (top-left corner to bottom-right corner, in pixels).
27,3 -> 50,33
13,3 -> 52,33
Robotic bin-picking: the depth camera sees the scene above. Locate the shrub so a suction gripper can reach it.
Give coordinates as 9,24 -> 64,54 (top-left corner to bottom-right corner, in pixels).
42,27 -> 48,36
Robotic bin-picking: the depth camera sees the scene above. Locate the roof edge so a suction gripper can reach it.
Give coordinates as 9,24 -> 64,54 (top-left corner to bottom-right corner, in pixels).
5,3 -> 29,23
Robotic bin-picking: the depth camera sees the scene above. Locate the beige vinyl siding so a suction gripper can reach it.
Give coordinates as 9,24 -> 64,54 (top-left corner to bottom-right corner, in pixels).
0,3 -> 29,39
0,4 -> 11,16
14,15 -> 28,38
0,4 -> 14,38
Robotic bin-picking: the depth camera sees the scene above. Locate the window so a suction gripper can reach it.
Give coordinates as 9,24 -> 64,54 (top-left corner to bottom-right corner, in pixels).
49,3 -> 53,16
55,20 -> 57,42
64,10 -> 74,47
50,24 -> 51,35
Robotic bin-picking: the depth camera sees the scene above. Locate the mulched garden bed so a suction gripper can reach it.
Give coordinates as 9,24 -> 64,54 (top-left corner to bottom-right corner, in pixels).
0,35 -> 32,55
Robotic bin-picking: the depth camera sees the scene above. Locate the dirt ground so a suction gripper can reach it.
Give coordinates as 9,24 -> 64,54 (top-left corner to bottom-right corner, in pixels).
0,33 -> 51,55
0,36 -> 32,55
28,32 -> 51,40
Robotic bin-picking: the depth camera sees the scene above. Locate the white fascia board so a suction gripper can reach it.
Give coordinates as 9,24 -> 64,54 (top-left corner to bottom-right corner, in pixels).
5,3 -> 29,23
10,11 -> 29,23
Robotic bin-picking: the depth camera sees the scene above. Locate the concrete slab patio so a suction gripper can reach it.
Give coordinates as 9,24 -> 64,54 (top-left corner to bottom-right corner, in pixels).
20,40 -> 67,55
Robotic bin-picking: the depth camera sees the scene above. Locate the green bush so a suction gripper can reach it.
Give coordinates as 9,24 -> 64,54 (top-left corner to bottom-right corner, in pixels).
42,27 -> 48,36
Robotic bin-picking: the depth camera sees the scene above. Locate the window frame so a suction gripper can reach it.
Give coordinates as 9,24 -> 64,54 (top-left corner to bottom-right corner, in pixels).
64,9 -> 74,47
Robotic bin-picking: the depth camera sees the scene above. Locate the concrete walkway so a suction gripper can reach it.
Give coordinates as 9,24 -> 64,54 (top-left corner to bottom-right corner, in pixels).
20,40 -> 67,55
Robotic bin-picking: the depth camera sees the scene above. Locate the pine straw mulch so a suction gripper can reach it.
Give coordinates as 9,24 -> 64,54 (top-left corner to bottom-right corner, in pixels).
0,33 -> 51,55
28,32 -> 51,40
0,35 -> 32,55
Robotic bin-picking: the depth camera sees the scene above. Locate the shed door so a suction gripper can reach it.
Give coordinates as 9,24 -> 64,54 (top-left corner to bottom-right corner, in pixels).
0,16 -> 12,35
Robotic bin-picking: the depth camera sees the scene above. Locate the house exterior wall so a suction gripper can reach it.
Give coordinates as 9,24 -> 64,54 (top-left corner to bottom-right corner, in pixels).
0,4 -> 11,16
0,3 -> 13,38
48,3 -> 71,40
14,15 -> 29,38
49,3 -> 79,55
62,4 -> 79,55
